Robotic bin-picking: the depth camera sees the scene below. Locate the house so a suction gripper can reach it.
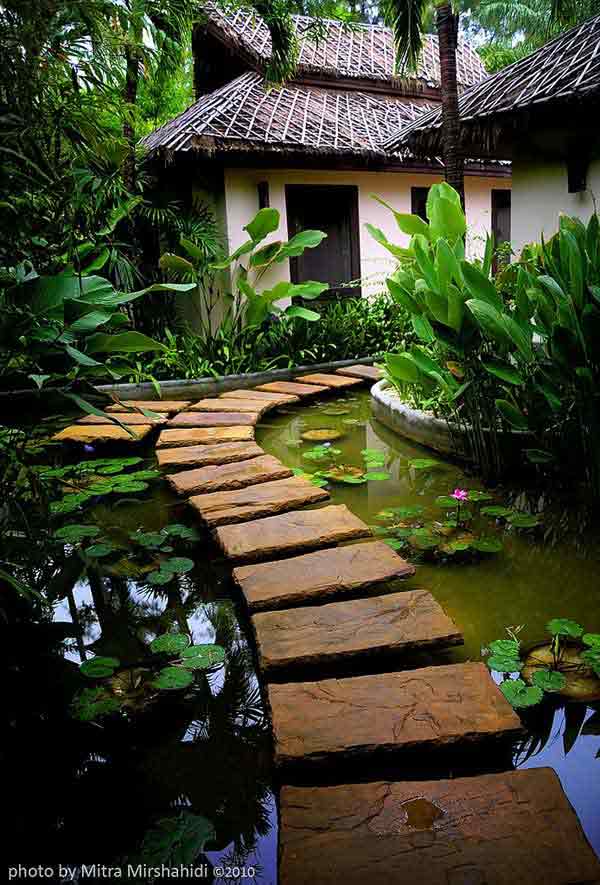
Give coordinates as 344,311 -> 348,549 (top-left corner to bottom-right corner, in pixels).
390,14 -> 600,255
144,4 -> 510,299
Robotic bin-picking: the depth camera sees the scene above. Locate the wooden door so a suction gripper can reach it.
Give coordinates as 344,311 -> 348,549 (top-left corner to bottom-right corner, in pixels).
285,185 -> 361,298
492,189 -> 511,271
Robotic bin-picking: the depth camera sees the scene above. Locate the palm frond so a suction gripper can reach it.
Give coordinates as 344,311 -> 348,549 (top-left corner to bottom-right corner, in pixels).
380,0 -> 430,73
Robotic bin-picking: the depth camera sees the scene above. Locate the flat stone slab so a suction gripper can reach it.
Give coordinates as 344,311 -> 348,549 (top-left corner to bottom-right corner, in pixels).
188,398 -> 267,415
166,454 -> 292,496
233,541 -> 415,612
156,426 -> 255,448
156,441 -> 263,470
168,411 -> 258,427
219,389 -> 299,405
189,477 -> 329,528
106,400 -> 190,416
268,662 -> 523,767
335,363 -> 382,381
53,424 -> 154,444
295,372 -> 363,389
254,381 -> 328,397
252,590 -> 462,675
279,768 -> 600,885
76,413 -> 167,426
215,504 -> 370,563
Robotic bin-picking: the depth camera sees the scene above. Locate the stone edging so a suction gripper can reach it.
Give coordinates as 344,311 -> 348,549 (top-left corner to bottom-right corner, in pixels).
370,380 -> 466,457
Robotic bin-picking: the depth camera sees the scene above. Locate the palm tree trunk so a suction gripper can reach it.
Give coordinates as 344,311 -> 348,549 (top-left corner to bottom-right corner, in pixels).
436,4 -> 465,207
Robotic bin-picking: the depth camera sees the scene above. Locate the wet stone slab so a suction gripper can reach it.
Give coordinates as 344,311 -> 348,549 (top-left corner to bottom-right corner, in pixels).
166,454 -> 293,496
268,662 -> 524,767
252,590 -> 462,675
53,424 -> 154,444
279,768 -> 600,885
215,504 -> 371,563
232,541 -> 415,612
295,372 -> 363,389
105,400 -> 190,415
219,389 -> 300,405
156,427 -> 255,449
76,413 -> 167,426
254,381 -> 328,397
168,411 -> 258,427
188,398 -> 268,415
156,441 -> 263,470
335,364 -> 382,381
189,476 -> 329,528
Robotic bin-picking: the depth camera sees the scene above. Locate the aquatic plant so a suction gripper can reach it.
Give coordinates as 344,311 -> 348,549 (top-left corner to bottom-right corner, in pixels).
485,620 -> 600,708
42,457 -> 160,515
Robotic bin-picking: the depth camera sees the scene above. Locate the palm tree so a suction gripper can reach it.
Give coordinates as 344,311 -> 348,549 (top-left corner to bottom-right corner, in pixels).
379,0 -> 465,205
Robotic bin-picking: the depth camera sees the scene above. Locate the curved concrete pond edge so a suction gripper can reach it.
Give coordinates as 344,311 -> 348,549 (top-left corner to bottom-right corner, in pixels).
370,380 -> 467,458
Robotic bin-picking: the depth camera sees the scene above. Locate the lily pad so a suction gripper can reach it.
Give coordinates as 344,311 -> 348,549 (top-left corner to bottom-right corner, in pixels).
54,524 -> 101,543
408,458 -> 442,470
532,669 -> 567,692
583,633 -> 600,649
507,512 -> 541,528
500,678 -> 543,708
481,505 -> 514,518
321,407 -> 350,416
153,667 -> 194,691
363,471 -> 391,481
300,429 -> 344,442
546,618 -> 583,638
162,524 -> 200,541
85,542 -> 117,558
150,633 -> 191,655
147,569 -> 174,586
321,465 -> 366,484
472,537 -> 503,554
467,490 -> 493,502
489,639 -> 520,656
80,656 -> 121,679
487,653 -> 523,673
180,644 -> 226,670
162,557 -> 195,575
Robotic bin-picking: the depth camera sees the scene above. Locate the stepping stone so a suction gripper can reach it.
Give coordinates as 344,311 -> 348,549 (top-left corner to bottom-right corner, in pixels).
335,363 -> 382,381
157,426 -> 255,448
216,504 -> 370,563
233,541 -> 415,612
295,372 -> 362,389
156,441 -> 263,470
189,477 -> 329,528
254,381 -> 328,397
166,454 -> 293,496
106,400 -> 190,416
76,413 -> 167,426
279,768 -> 600,885
252,590 -> 462,675
268,662 -> 523,767
168,411 -> 258,427
53,424 -> 154,444
188,398 -> 267,415
219,389 -> 299,405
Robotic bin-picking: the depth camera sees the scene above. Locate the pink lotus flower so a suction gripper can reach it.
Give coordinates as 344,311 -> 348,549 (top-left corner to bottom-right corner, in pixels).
452,488 -> 469,501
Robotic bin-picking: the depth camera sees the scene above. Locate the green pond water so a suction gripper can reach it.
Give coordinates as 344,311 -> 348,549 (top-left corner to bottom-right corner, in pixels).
6,389 -> 600,882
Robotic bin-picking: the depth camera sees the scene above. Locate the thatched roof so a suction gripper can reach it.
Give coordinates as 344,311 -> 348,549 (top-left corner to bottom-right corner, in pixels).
143,70 -> 437,160
387,14 -> 600,158
201,2 -> 487,90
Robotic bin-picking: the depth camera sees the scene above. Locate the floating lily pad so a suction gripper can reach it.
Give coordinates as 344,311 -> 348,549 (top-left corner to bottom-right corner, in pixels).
147,569 -> 174,586
481,505 -> 514,518
583,634 -> 600,649
85,543 -> 117,558
546,618 -> 583,638
80,656 -> 121,679
500,678 -> 543,708
467,490 -> 493,502
150,633 -> 191,655
162,524 -> 199,541
384,538 -> 405,551
180,644 -> 226,670
508,512 -> 541,528
408,458 -> 442,470
153,667 -> 194,690
487,653 -> 523,673
54,524 -> 101,543
532,669 -> 567,691
320,465 -> 366,484
321,407 -> 351,416
472,537 -> 503,554
489,639 -> 520,656
363,471 -> 391,481
162,557 -> 195,575
522,641 -> 600,701
300,429 -> 344,442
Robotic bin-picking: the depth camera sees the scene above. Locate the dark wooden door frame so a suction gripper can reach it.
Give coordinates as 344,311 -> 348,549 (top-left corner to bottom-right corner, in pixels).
285,183 -> 361,297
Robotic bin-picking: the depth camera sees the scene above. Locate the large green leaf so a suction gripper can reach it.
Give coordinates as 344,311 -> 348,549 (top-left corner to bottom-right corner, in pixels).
86,331 -> 167,353
429,196 -> 466,242
159,253 -> 195,275
500,678 -> 543,708
385,352 -> 421,383
483,360 -> 523,385
211,239 -> 254,269
67,310 -> 112,334
387,277 -> 421,314
286,306 -> 320,321
279,230 -> 327,258
461,262 -> 503,311
466,299 -> 511,348
495,399 -> 528,430
244,207 -> 280,242
366,223 -> 412,260
63,392 -> 136,437
289,281 -> 329,300
371,194 -> 431,238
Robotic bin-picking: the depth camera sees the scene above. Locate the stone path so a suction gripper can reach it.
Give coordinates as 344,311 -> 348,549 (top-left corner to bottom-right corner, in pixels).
215,504 -> 370,562
53,424 -> 154,444
62,365 -> 595,881
279,769 -> 600,885
268,663 -> 523,767
233,541 -> 415,611
76,412 -> 168,426
252,589 -> 462,675
166,454 -> 293,496
106,400 -> 190,415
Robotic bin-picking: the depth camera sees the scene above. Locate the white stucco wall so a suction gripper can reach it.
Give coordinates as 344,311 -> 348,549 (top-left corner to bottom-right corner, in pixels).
512,155 -> 600,255
223,167 -> 510,296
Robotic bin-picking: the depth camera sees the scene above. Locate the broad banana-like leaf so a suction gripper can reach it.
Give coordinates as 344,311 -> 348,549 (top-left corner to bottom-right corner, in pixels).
366,223 -> 412,260
483,360 -> 523,385
286,305 -> 320,321
244,207 -> 280,242
413,235 -> 438,292
466,299 -> 511,348
371,194 -> 430,238
387,276 -> 421,314
278,230 -> 327,258
425,288 -> 449,327
249,241 -> 283,267
385,352 -> 421,383
159,253 -> 196,275
428,196 -> 466,243
412,314 -> 435,342
409,345 -> 442,377
86,331 -> 167,354
495,398 -> 528,430
461,261 -> 503,311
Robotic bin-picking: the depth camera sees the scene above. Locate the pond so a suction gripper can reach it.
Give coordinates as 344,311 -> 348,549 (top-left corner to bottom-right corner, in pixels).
6,388 -> 600,881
